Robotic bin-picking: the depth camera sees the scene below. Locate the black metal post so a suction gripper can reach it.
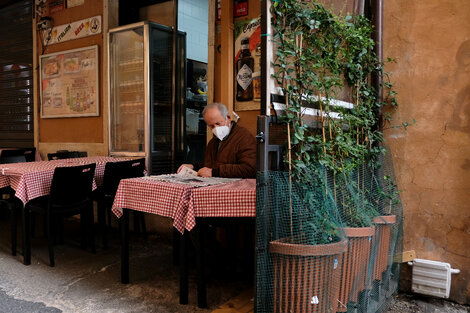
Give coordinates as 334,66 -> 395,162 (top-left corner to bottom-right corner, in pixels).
179,231 -> 188,305
195,222 -> 207,308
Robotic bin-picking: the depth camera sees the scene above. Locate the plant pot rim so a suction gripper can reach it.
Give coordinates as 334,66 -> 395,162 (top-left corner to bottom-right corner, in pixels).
269,237 -> 347,257
373,214 -> 396,225
344,226 -> 375,237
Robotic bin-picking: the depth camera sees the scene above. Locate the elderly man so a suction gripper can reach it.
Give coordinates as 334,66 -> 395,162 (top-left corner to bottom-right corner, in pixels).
179,102 -> 256,178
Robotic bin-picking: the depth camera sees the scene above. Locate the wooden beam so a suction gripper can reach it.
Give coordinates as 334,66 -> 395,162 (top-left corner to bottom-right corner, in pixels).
33,5 -> 39,150
220,0 -> 234,112
207,0 -> 216,106
395,250 -> 417,263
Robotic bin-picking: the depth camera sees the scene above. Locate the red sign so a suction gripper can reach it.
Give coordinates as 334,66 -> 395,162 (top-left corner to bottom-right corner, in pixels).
49,0 -> 65,14
234,0 -> 248,17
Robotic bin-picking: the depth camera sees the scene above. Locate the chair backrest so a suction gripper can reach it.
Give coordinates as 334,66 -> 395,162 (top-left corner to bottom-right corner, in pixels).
102,158 -> 146,197
49,163 -> 96,208
0,155 -> 27,164
48,151 -> 80,160
1,148 -> 35,162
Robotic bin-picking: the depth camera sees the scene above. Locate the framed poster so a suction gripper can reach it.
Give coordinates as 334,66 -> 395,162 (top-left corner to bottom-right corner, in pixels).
234,17 -> 261,111
40,45 -> 99,118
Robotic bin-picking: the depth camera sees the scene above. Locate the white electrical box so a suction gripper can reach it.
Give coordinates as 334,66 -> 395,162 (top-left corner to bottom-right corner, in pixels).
409,258 -> 460,299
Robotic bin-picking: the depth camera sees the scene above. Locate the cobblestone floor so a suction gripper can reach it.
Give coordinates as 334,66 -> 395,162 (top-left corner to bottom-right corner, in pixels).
386,293 -> 469,313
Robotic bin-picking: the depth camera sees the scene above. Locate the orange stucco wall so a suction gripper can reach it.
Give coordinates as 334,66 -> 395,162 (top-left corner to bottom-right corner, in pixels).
37,0 -> 104,143
384,1 -> 470,304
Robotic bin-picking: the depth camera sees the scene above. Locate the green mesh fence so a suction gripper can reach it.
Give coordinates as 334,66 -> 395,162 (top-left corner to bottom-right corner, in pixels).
255,150 -> 403,313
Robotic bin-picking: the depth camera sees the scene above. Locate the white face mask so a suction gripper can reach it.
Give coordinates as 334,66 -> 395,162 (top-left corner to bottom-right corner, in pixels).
212,125 -> 230,141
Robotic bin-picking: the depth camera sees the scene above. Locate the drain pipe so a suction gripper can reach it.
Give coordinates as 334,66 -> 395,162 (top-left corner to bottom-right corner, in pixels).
371,0 -> 383,128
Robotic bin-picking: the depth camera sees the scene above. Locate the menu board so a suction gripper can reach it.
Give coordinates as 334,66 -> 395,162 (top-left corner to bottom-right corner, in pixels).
40,45 -> 99,118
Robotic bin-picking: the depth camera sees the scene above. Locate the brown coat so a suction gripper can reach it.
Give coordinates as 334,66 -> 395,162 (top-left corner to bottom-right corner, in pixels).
204,123 -> 257,178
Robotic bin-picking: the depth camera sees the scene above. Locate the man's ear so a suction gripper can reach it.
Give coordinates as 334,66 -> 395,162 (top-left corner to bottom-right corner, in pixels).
226,115 -> 232,123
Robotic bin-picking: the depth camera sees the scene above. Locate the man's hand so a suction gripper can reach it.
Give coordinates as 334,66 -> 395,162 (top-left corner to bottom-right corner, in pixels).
197,167 -> 212,177
177,164 -> 194,173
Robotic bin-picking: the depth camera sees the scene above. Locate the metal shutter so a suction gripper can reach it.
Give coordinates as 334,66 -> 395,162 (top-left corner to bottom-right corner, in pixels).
0,0 -> 33,148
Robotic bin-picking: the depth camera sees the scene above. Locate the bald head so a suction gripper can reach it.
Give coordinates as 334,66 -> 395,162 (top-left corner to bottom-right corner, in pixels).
202,103 -> 231,130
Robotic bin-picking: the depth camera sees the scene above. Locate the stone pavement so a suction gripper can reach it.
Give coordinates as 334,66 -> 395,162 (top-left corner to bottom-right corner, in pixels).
0,216 -> 249,313
0,215 -> 467,313
386,293 -> 469,313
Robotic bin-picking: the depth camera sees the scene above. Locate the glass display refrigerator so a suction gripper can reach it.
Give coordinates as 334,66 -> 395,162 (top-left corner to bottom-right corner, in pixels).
108,21 -> 186,174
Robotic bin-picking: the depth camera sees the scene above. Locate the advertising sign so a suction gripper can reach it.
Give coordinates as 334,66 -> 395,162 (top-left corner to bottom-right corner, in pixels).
40,45 -> 99,118
43,15 -> 101,45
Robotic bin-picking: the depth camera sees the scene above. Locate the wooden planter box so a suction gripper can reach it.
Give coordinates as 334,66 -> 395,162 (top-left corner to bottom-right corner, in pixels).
372,215 -> 397,280
336,226 -> 375,312
270,237 -> 347,313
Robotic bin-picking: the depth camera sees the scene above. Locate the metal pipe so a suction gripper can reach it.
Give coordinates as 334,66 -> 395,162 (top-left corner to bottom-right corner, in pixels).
371,0 -> 383,129
260,0 -> 268,116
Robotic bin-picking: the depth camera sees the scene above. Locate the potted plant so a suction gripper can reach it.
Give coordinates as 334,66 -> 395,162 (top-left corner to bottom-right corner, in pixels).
268,171 -> 347,313
371,172 -> 400,282
268,1 -> 404,312
334,169 -> 378,311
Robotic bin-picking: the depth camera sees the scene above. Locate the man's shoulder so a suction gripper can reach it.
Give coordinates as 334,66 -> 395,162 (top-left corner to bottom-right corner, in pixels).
232,123 -> 255,139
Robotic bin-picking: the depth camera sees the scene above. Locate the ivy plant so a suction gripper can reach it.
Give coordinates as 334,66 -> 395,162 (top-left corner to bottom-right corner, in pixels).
271,0 -> 400,240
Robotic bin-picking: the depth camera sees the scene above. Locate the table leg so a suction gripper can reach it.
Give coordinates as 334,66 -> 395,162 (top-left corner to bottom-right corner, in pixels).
120,208 -> 129,284
179,231 -> 188,305
195,222 -> 207,308
9,201 -> 17,256
173,228 -> 180,266
22,205 -> 31,265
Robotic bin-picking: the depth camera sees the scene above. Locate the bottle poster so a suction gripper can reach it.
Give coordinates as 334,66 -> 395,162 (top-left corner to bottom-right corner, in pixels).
234,16 -> 261,111
40,45 -> 99,118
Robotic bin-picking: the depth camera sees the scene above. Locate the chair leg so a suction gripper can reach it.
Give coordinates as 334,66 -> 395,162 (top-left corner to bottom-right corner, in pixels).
88,205 -> 95,253
106,207 -> 111,229
139,212 -> 147,240
97,201 -> 107,249
30,212 -> 36,238
46,212 -> 55,267
9,202 -> 17,256
80,209 -> 86,249
133,212 -> 141,233
132,211 -> 147,239
57,216 -> 64,244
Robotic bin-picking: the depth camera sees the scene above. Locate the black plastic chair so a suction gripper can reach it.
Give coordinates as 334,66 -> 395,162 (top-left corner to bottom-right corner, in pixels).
47,150 -> 88,161
0,190 -> 23,256
94,158 -> 146,249
0,148 -> 35,163
0,155 -> 27,164
24,163 -> 96,266
0,154 -> 27,256
48,151 -> 79,160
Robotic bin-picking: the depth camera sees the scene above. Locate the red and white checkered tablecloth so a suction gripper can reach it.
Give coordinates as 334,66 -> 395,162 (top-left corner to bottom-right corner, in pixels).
186,179 -> 256,231
0,156 -> 129,205
111,177 -> 194,234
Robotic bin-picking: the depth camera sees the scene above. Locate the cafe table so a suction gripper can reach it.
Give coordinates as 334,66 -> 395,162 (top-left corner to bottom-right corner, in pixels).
0,156 -> 131,264
111,177 -> 256,308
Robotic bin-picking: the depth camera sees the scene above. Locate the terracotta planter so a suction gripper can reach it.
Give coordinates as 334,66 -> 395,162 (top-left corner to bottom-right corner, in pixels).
336,227 -> 375,312
270,237 -> 347,313
372,215 -> 397,280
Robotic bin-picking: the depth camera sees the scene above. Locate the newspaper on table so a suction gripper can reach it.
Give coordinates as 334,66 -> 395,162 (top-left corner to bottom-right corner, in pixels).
143,166 -> 241,187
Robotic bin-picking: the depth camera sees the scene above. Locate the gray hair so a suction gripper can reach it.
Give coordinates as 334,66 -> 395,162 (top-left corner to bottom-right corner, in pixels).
202,102 -> 229,119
